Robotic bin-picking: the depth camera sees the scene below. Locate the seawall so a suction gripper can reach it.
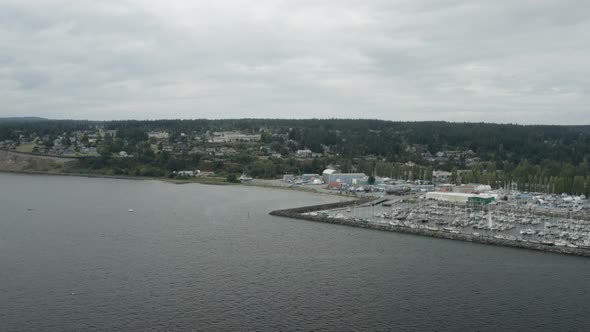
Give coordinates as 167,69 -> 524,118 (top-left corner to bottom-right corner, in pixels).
270,200 -> 590,258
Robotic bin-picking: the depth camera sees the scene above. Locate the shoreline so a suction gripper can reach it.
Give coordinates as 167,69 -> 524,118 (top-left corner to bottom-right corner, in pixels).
0,169 -> 355,199
270,200 -> 590,258
0,169 -> 231,185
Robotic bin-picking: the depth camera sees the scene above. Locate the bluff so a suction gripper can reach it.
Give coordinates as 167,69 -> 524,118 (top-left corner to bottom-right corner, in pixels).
0,150 -> 75,173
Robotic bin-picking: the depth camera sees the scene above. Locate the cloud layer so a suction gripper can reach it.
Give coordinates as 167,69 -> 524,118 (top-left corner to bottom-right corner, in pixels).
1,0 -> 589,123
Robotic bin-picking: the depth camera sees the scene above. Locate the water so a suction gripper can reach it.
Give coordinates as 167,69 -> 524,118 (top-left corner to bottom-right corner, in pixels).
1,173 -> 589,331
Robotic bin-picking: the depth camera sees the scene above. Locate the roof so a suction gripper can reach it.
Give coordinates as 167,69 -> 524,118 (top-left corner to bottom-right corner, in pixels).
427,192 -> 496,199
322,169 -> 337,175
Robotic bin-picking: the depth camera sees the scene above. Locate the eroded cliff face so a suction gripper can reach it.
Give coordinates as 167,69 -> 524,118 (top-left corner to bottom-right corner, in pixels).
0,150 -> 76,172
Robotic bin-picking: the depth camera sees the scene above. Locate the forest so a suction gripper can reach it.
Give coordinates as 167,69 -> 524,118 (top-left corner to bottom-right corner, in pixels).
1,118 -> 589,195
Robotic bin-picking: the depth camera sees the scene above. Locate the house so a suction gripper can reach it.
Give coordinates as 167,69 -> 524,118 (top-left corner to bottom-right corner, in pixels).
219,147 -> 238,155
119,151 -> 129,157
148,131 -> 170,140
80,147 -> 97,155
295,149 -> 312,158
433,170 -> 452,182
99,129 -> 117,137
189,147 -> 205,154
161,143 -> 173,152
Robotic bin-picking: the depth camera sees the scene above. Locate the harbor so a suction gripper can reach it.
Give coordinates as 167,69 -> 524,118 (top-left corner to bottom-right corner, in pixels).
270,197 -> 590,257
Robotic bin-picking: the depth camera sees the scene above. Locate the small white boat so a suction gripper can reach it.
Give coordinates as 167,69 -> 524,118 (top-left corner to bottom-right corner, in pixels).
128,209 -> 134,212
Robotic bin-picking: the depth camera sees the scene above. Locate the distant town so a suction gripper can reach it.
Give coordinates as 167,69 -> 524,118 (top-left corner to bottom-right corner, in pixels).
0,119 -> 589,199
1,118 -> 590,252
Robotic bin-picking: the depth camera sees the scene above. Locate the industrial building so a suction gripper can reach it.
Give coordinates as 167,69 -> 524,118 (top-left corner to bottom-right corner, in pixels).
325,173 -> 367,186
322,169 -> 337,183
425,192 -> 496,204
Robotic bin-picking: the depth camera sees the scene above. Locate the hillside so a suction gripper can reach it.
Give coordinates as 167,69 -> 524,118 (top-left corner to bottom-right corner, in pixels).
0,150 -> 75,173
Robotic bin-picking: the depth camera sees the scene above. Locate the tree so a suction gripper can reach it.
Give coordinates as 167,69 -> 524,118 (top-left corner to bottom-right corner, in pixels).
226,174 -> 239,183
368,175 -> 376,185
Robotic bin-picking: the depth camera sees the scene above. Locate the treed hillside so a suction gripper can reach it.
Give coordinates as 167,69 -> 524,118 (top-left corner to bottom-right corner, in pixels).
1,119 -> 589,194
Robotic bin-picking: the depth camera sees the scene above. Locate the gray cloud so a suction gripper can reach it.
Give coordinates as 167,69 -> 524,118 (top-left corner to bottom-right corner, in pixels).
0,0 -> 588,124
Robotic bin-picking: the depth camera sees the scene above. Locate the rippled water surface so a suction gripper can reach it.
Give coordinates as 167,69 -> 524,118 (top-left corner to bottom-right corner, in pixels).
1,173 -> 589,331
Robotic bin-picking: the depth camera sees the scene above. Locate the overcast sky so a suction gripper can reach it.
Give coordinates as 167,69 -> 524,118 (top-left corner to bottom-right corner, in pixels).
1,0 -> 588,124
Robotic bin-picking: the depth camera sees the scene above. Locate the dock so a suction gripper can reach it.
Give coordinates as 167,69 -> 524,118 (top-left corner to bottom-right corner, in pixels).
270,199 -> 590,258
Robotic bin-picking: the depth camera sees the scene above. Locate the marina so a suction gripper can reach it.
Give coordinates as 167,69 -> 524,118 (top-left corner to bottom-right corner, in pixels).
271,197 -> 590,257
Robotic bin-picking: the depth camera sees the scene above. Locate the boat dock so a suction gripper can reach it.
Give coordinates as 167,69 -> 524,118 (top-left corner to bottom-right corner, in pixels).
270,199 -> 590,258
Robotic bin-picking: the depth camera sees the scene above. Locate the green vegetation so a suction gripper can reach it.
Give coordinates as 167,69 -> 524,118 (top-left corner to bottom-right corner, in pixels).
226,174 -> 239,183
15,143 -> 37,153
1,119 -> 589,195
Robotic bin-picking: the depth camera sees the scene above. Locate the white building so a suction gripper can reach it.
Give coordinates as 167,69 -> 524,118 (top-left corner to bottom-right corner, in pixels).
425,192 -> 497,204
322,169 -> 337,183
148,131 -> 169,140
432,170 -> 452,181
295,149 -> 312,158
210,131 -> 261,143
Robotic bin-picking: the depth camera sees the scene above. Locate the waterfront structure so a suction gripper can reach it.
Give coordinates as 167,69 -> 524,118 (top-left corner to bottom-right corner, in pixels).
425,192 -> 496,204
436,184 -> 493,193
322,168 -> 337,183
269,199 -> 590,258
326,173 -> 367,186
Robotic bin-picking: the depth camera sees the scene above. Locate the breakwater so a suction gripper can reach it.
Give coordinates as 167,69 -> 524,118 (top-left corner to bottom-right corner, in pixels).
270,200 -> 590,258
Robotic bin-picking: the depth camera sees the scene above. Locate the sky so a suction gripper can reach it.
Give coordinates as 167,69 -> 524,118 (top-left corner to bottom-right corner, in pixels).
0,0 -> 589,124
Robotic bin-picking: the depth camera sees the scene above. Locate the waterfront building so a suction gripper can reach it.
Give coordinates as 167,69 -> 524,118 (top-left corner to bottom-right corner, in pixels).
326,173 -> 367,186
322,169 -> 337,183
425,192 -> 496,204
